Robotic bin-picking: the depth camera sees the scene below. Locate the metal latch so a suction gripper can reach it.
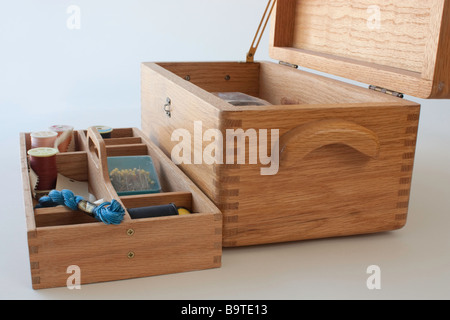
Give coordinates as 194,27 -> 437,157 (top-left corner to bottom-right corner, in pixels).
164,98 -> 172,118
369,85 -> 404,99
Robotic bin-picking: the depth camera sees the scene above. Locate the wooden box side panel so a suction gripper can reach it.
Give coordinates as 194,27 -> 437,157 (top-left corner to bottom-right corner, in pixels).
20,133 -> 37,233
141,63 -> 224,202
219,103 -> 420,247
156,62 -> 260,98
29,213 -> 221,289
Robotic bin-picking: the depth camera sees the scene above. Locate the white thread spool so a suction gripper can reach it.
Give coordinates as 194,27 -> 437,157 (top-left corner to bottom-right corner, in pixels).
30,131 -> 58,149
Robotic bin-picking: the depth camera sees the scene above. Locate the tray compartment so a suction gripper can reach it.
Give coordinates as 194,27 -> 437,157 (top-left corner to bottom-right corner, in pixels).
23,131 -> 102,228
120,192 -> 193,212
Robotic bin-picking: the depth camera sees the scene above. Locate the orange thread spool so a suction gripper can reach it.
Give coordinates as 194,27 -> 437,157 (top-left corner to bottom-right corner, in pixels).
49,125 -> 74,152
28,148 -> 59,191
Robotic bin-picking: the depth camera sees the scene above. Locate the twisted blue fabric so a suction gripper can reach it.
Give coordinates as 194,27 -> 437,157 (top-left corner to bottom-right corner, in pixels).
37,189 -> 125,225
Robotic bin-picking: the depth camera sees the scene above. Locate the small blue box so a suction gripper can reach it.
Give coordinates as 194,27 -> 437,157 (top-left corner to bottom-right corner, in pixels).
107,156 -> 161,196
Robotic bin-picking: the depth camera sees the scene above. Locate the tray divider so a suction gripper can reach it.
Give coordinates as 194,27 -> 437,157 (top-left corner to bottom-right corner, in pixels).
104,137 -> 142,146
84,127 -> 132,222
120,191 -> 193,212
34,206 -> 99,227
105,144 -> 148,157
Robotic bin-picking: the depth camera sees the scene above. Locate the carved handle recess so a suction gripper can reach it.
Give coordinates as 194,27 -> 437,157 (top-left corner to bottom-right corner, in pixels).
278,119 -> 380,165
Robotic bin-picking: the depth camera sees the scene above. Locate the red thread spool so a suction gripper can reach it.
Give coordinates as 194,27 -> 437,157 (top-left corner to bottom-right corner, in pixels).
28,148 -> 59,191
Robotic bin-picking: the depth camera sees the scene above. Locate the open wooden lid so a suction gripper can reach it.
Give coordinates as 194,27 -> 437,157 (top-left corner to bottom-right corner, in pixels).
269,0 -> 450,99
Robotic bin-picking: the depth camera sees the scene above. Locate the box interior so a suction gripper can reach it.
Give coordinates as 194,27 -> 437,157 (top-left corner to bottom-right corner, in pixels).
156,61 -> 409,109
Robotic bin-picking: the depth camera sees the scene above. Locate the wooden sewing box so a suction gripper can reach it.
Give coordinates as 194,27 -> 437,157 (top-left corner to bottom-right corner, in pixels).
141,0 -> 450,247
21,0 -> 450,289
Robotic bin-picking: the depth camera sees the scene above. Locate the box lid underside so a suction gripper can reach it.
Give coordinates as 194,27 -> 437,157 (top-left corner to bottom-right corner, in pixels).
269,0 -> 450,99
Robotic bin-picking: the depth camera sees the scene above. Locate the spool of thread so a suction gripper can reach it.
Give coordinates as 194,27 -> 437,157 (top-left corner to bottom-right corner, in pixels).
95,126 -> 113,139
28,148 -> 59,191
30,131 -> 58,149
177,207 -> 191,215
49,125 -> 74,153
127,203 -> 191,220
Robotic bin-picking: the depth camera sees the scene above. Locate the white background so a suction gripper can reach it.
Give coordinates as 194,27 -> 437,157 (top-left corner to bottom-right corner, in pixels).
1,0 -> 449,300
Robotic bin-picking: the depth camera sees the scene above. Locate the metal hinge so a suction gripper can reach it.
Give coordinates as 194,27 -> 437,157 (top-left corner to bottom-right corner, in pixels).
369,85 -> 404,99
279,61 -> 299,69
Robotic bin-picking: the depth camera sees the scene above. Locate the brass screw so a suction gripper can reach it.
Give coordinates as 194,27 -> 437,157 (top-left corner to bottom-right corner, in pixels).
127,251 -> 135,259
127,229 -> 135,236
224,75 -> 231,81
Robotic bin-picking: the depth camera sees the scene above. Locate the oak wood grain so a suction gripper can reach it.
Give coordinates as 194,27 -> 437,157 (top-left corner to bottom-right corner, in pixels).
269,0 -> 450,98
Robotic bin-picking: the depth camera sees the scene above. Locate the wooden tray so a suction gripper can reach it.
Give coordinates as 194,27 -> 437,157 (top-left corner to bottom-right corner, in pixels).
20,127 -> 222,289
